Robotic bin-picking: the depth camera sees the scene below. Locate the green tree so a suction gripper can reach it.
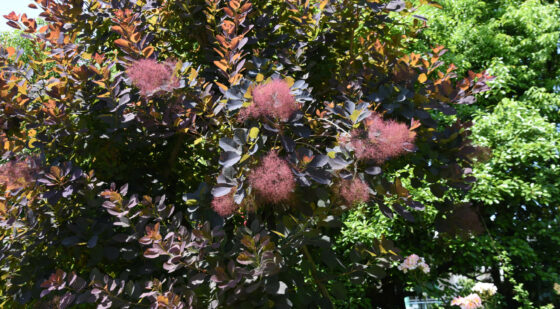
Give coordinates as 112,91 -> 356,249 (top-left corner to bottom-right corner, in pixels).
418,1 -> 560,304
467,92 -> 560,306
0,19 -> 45,64
417,0 -> 560,105
340,0 -> 560,307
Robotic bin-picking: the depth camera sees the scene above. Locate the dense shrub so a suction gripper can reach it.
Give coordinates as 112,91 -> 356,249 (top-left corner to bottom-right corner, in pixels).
0,0 -> 491,307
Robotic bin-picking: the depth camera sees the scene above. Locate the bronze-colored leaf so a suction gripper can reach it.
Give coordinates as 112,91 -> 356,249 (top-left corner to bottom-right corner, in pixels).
3,12 -> 19,21
215,81 -> 228,91
131,32 -> 141,43
221,20 -> 235,35
142,46 -> 154,58
110,25 -> 123,35
223,7 -> 234,17
229,0 -> 240,10
114,38 -> 130,49
432,45 -> 444,55
216,35 -> 229,48
6,47 -> 15,57
214,60 -> 228,72
240,3 -> 252,12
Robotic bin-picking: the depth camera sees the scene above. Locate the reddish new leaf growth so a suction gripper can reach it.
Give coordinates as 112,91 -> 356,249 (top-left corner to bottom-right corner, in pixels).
40,269 -> 66,289
126,59 -> 179,96
248,151 -> 295,203
3,12 -> 20,22
0,158 -> 38,191
211,189 -> 238,217
338,178 -> 370,206
157,292 -> 184,308
347,113 -> 415,163
240,79 -> 298,121
139,223 -> 162,245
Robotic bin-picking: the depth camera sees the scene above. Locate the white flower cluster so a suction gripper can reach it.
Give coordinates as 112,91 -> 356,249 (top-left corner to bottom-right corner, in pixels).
397,254 -> 430,274
451,293 -> 482,309
472,282 -> 498,296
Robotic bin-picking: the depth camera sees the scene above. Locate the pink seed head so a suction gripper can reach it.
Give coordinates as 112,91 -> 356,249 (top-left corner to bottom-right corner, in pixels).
240,79 -> 298,121
127,59 -> 179,96
248,151 -> 295,203
211,189 -> 238,217
338,177 -> 370,206
348,113 -> 415,162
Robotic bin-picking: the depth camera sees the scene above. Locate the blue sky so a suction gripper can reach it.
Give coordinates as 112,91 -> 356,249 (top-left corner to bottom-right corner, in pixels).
0,0 -> 40,32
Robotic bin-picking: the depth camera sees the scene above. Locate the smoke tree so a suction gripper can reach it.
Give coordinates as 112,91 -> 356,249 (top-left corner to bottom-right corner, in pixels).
0,0 -> 491,307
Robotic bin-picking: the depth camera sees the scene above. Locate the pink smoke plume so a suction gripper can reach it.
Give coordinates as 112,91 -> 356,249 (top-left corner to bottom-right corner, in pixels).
211,189 -> 238,217
126,59 -> 179,96
248,151 -> 295,203
239,79 -> 299,121
338,177 -> 370,206
347,113 -> 415,163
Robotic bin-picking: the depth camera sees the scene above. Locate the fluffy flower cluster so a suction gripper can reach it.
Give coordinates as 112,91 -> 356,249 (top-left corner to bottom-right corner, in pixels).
451,294 -> 483,309
397,254 -> 430,274
211,189 -> 238,217
347,114 -> 415,163
338,178 -> 369,206
248,151 -> 295,203
0,158 -> 37,191
239,79 -> 298,121
472,282 -> 497,296
126,59 -> 179,96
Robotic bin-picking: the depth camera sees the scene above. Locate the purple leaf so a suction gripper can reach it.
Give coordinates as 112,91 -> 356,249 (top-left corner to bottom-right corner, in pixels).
59,292 -> 76,309
40,289 -> 51,298
144,248 -> 161,259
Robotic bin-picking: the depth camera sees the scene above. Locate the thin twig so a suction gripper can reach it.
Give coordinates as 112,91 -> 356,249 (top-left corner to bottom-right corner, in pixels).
301,245 -> 336,308
319,117 -> 349,134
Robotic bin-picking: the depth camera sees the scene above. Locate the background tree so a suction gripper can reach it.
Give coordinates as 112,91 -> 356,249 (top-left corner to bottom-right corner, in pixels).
418,1 -> 560,305
0,18 -> 45,64
338,0 -> 560,307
